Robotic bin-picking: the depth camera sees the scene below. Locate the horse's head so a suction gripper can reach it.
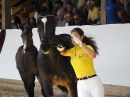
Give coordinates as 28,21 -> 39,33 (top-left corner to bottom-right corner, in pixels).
37,15 -> 55,54
36,0 -> 55,54
20,25 -> 33,54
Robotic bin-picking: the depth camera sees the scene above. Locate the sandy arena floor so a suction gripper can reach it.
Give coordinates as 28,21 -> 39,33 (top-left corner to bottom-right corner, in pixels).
0,78 -> 130,97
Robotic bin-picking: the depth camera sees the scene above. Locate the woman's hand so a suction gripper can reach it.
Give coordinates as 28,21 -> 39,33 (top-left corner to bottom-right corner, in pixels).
71,34 -> 83,47
71,34 -> 96,58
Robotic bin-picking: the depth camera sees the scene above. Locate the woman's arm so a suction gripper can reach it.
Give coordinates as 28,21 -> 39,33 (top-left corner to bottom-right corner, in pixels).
60,50 -> 68,56
81,44 -> 96,59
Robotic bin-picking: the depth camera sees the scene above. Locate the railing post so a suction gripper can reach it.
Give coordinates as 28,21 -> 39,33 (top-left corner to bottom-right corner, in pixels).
101,0 -> 106,24
2,0 -> 11,29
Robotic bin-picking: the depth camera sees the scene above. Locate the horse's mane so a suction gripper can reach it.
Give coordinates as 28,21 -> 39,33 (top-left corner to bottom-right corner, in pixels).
53,34 -> 74,49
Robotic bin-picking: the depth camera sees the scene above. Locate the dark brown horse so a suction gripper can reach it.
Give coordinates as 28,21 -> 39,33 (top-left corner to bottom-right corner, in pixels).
15,26 -> 40,97
35,0 -> 78,97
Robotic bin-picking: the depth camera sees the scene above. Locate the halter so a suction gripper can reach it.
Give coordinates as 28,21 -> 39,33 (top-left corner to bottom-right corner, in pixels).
40,35 -> 64,49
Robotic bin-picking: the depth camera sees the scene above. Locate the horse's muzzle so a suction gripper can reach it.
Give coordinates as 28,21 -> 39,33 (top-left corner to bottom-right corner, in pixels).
40,43 -> 50,54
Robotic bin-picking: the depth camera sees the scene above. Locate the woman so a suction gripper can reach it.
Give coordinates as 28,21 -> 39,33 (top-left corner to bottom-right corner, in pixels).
57,27 -> 104,97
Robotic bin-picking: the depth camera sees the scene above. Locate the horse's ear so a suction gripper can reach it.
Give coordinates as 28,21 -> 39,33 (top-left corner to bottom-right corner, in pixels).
48,0 -> 53,13
35,0 -> 53,14
34,0 -> 40,12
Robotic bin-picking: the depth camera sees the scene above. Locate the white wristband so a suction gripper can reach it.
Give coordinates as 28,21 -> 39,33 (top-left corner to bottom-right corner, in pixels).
56,45 -> 65,51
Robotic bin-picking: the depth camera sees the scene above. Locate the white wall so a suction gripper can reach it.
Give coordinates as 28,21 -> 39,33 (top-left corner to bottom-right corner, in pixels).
0,24 -> 130,87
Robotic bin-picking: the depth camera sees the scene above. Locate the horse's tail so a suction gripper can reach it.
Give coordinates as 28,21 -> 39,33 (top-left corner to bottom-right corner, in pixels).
52,92 -> 69,97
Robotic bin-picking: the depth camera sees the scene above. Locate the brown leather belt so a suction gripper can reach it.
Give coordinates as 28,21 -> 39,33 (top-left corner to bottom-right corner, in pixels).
77,74 -> 97,80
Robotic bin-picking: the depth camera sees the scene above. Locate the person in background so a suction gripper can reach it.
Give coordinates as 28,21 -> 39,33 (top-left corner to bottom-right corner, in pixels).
66,0 -> 86,21
86,0 -> 99,25
57,27 -> 104,97
61,0 -> 78,7
66,1 -> 79,14
63,13 -> 69,26
56,10 -> 67,27
96,10 -> 101,25
23,17 -> 31,28
63,13 -> 68,22
71,0 -> 78,7
93,0 -> 101,7
77,0 -> 86,9
120,0 -> 130,14
73,13 -> 88,26
66,11 -> 75,26
119,0 -> 130,23
105,0 -> 122,24
11,16 -> 22,29
78,0 -> 88,21
30,17 -> 37,28
54,0 -> 66,15
122,12 -> 130,23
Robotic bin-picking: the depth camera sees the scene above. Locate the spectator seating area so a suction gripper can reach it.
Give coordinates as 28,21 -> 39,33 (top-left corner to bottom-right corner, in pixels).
11,0 -> 130,29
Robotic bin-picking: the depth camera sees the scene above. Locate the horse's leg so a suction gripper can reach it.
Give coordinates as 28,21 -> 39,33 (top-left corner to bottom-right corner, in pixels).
28,77 -> 35,97
23,76 -> 35,97
42,80 -> 54,97
36,75 -> 47,97
57,85 -> 68,94
23,82 -> 34,97
20,72 -> 35,97
37,66 -> 54,97
68,80 -> 78,97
